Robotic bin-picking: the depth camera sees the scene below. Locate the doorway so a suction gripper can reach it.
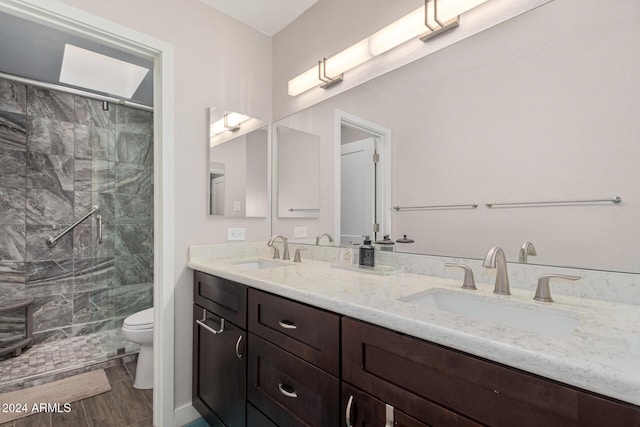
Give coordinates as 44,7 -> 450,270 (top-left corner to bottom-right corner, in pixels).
335,110 -> 391,245
0,1 -> 174,425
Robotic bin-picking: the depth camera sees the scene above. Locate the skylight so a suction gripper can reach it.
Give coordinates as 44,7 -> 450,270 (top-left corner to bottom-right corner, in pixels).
59,44 -> 149,99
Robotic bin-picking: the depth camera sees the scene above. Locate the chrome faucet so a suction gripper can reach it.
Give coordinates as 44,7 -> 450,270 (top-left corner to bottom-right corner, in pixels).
519,241 -> 537,263
267,235 -> 290,261
483,247 -> 510,295
315,233 -> 334,245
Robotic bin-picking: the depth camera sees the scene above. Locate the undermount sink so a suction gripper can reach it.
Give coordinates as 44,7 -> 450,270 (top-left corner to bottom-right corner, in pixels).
400,289 -> 579,338
231,259 -> 289,270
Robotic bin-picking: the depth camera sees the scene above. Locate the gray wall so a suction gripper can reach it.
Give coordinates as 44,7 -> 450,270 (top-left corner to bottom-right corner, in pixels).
0,77 -> 153,345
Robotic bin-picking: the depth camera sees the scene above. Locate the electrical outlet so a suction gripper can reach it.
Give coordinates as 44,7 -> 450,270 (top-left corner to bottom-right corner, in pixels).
228,228 -> 246,241
233,201 -> 241,212
294,226 -> 308,238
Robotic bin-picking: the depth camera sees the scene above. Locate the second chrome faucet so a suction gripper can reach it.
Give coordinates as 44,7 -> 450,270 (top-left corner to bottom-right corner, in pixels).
483,246 -> 510,295
267,235 -> 290,260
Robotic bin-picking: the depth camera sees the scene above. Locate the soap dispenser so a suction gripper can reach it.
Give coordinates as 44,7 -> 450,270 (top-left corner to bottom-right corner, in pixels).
359,236 -> 375,267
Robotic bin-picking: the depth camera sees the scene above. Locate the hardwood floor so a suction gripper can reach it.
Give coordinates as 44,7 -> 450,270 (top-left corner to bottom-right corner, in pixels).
0,361 -> 152,427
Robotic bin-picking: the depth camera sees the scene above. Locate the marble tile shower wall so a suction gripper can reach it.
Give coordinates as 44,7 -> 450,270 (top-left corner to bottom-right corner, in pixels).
0,77 -> 153,346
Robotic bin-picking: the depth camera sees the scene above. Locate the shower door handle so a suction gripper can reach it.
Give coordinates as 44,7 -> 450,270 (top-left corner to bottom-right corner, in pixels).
96,215 -> 103,245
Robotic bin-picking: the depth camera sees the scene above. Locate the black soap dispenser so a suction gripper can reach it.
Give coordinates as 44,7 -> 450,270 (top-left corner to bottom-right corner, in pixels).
359,236 -> 375,267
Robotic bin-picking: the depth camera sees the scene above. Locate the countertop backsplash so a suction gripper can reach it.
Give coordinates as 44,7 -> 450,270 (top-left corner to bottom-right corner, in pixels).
188,242 -> 640,306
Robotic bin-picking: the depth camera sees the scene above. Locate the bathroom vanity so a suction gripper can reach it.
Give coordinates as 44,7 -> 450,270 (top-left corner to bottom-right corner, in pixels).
189,250 -> 640,427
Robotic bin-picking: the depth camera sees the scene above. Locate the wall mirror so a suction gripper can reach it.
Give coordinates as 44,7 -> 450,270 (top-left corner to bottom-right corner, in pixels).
270,1 -> 640,273
274,125 -> 320,218
208,108 -> 268,217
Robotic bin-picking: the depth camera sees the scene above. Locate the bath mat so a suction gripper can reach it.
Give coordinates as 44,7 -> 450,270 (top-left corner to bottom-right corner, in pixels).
0,368 -> 111,423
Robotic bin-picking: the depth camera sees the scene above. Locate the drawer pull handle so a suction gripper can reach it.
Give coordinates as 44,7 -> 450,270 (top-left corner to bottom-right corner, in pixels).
278,320 -> 297,330
235,335 -> 243,360
345,395 -> 354,427
278,383 -> 298,398
196,309 -> 225,334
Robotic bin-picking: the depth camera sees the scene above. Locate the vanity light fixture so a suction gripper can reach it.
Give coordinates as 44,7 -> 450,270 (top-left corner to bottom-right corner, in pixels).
287,0 -> 489,96
210,112 -> 249,136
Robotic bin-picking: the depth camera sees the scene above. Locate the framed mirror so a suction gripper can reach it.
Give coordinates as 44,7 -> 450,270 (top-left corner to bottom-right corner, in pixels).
208,108 -> 268,217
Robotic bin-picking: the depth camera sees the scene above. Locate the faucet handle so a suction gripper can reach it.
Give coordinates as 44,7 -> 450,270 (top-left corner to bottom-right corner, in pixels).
534,274 -> 581,302
445,263 -> 477,290
293,248 -> 306,263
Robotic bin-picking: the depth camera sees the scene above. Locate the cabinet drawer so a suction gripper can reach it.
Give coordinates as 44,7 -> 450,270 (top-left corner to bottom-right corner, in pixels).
248,289 -> 340,375
194,271 -> 246,328
247,334 -> 339,427
343,318 -> 640,427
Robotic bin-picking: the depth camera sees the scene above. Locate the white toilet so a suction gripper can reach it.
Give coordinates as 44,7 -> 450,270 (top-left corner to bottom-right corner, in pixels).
122,307 -> 154,389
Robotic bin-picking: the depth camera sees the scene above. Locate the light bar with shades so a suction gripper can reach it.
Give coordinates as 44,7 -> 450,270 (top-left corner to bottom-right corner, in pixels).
210,112 -> 250,136
288,0 -> 489,97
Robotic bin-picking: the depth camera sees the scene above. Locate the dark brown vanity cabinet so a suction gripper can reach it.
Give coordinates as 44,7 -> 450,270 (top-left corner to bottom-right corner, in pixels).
341,382 -> 430,427
342,317 -> 640,427
193,272 -> 247,427
247,289 -> 341,426
192,270 -> 640,427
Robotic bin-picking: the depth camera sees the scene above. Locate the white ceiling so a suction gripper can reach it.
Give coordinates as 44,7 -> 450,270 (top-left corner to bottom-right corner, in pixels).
200,0 -> 318,36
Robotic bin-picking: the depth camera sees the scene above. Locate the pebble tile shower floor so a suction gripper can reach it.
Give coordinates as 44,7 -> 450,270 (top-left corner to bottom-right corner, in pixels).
0,329 -> 138,392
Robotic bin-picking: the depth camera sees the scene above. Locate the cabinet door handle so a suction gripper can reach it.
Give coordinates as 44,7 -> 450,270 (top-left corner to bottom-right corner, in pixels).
278,383 -> 298,398
278,320 -> 297,330
196,309 -> 225,334
385,403 -> 394,427
235,335 -> 243,360
345,395 -> 354,427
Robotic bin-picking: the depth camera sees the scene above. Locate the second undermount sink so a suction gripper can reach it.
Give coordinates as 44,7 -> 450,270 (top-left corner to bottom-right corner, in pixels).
231,259 -> 290,270
400,289 -> 579,338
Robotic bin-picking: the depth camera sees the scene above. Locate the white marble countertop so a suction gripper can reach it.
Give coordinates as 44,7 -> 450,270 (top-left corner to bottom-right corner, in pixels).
187,256 -> 640,406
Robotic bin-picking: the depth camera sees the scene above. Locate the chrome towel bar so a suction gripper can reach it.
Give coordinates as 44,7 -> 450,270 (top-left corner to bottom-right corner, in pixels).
393,203 -> 478,211
485,196 -> 621,208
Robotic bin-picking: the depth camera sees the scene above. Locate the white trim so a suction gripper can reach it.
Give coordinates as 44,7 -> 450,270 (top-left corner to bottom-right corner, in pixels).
0,1 -> 176,426
173,403 -> 200,427
334,109 -> 392,243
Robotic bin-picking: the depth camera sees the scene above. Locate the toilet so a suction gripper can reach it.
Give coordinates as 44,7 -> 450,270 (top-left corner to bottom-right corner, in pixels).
122,307 -> 154,389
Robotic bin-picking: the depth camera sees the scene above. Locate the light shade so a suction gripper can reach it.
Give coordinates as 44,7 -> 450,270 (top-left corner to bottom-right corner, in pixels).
210,112 -> 250,136
59,44 -> 149,99
287,0 -> 490,97
369,7 -> 426,56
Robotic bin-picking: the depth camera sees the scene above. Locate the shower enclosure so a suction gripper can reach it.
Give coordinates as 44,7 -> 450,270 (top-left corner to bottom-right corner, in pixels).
0,76 -> 153,389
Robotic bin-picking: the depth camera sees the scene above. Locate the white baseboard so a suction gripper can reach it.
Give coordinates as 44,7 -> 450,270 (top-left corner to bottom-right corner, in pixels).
173,403 -> 200,427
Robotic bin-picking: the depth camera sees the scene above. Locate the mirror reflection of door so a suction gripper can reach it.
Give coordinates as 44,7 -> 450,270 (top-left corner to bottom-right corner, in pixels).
209,163 -> 225,215
341,137 -> 377,244
340,115 -> 390,245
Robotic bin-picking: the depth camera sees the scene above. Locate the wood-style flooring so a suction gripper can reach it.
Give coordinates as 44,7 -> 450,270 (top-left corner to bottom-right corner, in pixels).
0,361 -> 153,427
